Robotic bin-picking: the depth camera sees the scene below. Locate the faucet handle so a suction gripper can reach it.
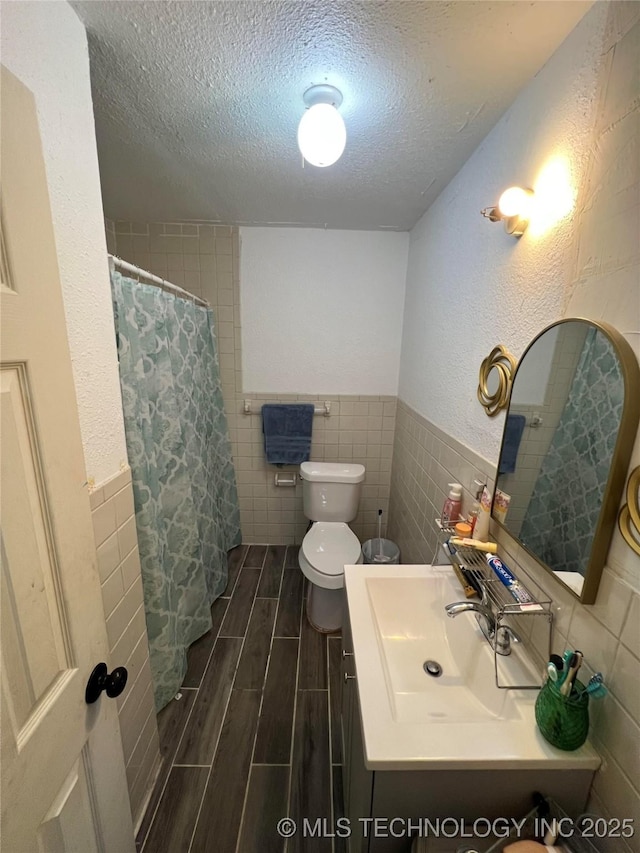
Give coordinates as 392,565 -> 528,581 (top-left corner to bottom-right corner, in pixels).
495,625 -> 522,656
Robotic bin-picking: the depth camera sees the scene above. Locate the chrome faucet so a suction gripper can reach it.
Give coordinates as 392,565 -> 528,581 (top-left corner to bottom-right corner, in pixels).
445,601 -> 496,639
445,601 -> 522,656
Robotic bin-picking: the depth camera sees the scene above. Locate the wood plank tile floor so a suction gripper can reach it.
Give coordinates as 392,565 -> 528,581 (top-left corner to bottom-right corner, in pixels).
137,544 -> 347,853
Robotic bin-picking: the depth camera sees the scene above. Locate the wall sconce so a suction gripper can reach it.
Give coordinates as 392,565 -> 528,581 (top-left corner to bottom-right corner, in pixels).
297,84 -> 346,168
481,186 -> 534,237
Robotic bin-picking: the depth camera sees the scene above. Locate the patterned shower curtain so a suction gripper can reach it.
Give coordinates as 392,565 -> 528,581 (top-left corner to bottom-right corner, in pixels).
111,271 -> 241,710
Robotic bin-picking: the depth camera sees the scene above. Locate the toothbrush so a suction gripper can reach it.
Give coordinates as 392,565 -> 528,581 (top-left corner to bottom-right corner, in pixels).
545,654 -> 564,684
550,654 -> 564,672
546,661 -> 560,682
449,537 -> 498,553
582,672 -> 607,699
556,649 -> 574,688
560,650 -> 583,697
584,681 -> 608,699
561,650 -> 582,696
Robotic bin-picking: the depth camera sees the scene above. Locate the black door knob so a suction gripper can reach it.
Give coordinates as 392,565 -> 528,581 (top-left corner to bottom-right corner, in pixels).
85,662 -> 128,704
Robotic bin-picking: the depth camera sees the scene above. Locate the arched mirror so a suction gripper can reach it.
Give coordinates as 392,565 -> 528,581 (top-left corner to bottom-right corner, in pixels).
493,318 -> 640,604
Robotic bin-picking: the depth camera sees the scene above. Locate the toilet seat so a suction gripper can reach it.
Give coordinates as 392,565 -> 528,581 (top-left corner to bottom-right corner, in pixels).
299,521 -> 362,590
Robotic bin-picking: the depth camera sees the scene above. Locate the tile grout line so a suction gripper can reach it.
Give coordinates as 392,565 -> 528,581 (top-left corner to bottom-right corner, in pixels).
327,634 -> 336,853
140,689 -> 202,853
284,577 -> 306,853
234,549 -> 287,853
186,546 -> 263,853
139,746 -> 175,852
139,546 -> 335,853
138,545 -> 237,851
164,581 -> 233,763
326,636 -> 336,764
273,546 -> 301,640
188,596 -> 231,691
222,548 -> 245,599
219,557 -> 262,639
139,586 -> 231,853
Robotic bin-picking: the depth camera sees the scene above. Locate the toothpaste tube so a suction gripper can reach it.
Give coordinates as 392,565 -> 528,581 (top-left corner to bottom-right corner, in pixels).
485,553 -> 542,609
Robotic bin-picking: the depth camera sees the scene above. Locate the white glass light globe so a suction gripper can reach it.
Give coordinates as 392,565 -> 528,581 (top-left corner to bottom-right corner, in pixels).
498,186 -> 533,218
297,103 -> 346,167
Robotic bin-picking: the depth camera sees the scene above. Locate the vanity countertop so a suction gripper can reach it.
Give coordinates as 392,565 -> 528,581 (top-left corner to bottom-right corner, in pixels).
344,563 -> 601,772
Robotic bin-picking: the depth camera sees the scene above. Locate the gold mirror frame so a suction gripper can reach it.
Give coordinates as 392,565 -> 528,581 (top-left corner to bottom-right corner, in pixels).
477,345 -> 517,416
618,466 -> 640,556
492,318 -> 640,605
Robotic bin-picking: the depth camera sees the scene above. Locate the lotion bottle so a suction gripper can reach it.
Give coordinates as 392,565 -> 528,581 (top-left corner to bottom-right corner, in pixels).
467,482 -> 484,536
473,485 -> 492,542
441,483 -> 462,526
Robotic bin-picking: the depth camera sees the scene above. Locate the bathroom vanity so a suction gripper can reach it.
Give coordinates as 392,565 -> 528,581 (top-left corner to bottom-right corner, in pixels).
340,564 -> 600,853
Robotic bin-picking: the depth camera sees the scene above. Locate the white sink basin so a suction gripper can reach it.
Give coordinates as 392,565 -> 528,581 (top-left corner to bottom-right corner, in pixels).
345,564 -> 601,772
366,575 -> 526,723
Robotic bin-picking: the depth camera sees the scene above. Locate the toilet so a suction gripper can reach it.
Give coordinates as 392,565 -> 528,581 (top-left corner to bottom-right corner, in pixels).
298,461 -> 365,633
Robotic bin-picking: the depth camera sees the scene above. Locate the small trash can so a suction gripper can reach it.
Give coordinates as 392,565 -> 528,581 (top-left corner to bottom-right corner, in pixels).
362,538 -> 400,564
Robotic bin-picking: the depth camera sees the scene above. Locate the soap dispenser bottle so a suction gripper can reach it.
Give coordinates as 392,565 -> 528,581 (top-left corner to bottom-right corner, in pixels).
467,482 -> 485,536
441,483 -> 462,526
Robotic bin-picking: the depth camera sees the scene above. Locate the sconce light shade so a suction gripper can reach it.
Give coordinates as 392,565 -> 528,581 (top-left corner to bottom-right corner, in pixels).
481,186 -> 534,237
297,84 -> 346,168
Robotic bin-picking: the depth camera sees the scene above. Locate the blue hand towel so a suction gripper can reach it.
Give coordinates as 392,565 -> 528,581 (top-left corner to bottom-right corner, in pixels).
262,403 -> 314,466
499,413 -> 526,474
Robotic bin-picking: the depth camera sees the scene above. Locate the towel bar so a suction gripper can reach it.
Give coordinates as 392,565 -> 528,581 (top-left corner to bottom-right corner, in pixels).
243,400 -> 331,417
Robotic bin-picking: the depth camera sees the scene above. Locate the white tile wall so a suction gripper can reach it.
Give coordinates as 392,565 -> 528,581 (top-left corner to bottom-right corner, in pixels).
388,400 -> 495,566
89,467 -> 160,830
109,220 -> 396,544
389,400 -> 640,851
105,217 -> 117,254
229,393 -> 396,544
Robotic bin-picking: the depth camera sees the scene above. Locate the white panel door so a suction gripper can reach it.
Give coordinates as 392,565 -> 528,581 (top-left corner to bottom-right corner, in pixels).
0,66 -> 135,852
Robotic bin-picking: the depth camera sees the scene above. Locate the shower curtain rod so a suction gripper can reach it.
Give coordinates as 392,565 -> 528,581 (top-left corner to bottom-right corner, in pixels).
109,254 -> 210,308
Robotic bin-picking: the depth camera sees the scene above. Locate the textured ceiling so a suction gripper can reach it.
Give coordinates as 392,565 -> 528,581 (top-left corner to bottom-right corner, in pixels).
73,1 -> 591,230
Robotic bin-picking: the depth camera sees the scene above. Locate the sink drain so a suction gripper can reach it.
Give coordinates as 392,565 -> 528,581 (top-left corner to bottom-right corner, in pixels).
423,660 -> 443,677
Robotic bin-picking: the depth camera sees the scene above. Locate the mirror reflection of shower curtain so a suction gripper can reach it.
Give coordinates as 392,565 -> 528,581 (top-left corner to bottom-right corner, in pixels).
111,271 -> 241,710
519,328 -> 623,577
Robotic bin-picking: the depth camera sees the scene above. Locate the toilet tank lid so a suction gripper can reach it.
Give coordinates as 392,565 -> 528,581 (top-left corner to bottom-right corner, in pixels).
300,462 -> 365,484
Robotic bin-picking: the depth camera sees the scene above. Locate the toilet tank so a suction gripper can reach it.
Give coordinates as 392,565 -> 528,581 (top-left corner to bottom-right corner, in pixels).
300,462 -> 365,522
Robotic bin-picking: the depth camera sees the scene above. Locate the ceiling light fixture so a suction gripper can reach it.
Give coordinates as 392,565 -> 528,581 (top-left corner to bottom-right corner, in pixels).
481,186 -> 534,237
297,84 -> 346,168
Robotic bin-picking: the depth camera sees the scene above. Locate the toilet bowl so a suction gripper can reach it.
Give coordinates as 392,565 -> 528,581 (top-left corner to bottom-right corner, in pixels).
299,462 -> 365,633
299,521 -> 363,632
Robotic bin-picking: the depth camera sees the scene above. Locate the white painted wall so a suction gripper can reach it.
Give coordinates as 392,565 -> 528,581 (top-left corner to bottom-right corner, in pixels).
398,2 -> 613,463
395,5 -> 640,833
1,1 -> 128,485
510,326 -> 559,406
240,227 -> 409,395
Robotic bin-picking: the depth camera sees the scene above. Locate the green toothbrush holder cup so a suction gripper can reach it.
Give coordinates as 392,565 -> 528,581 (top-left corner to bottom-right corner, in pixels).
535,678 -> 589,751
